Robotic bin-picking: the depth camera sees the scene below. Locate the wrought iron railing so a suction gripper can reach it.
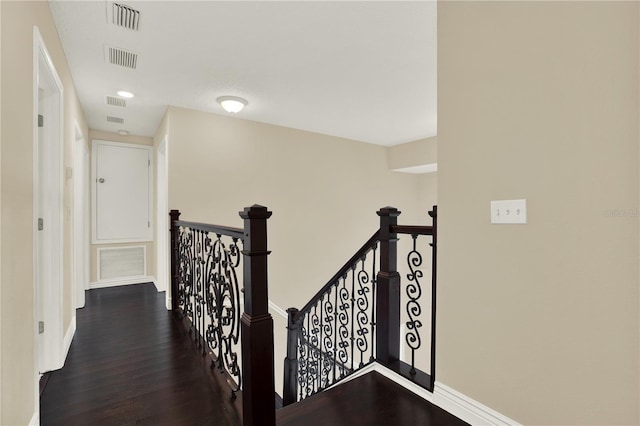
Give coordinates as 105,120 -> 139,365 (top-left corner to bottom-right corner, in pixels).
170,206 -> 275,426
283,206 -> 437,406
173,220 -> 245,393
284,233 -> 379,402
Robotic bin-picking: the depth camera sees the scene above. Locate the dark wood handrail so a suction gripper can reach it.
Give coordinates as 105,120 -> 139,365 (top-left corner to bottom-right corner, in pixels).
293,231 -> 380,322
390,225 -> 433,236
174,219 -> 245,239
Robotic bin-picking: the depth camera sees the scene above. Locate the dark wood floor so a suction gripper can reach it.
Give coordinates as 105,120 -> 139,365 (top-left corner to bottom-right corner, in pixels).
41,282 -> 467,426
40,283 -> 242,426
277,371 -> 469,426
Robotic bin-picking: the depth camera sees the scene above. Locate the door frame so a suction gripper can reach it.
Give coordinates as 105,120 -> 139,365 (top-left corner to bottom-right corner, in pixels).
33,26 -> 65,378
156,135 -> 169,304
73,124 -> 89,309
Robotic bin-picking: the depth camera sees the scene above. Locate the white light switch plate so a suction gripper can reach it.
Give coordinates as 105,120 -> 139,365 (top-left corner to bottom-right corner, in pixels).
491,199 -> 527,224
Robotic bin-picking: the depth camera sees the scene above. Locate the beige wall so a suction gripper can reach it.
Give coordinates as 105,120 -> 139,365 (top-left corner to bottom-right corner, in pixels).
387,136 -> 437,170
438,2 -> 639,425
88,129 -> 156,284
167,106 -> 425,309
418,173 -> 437,216
0,1 -> 88,424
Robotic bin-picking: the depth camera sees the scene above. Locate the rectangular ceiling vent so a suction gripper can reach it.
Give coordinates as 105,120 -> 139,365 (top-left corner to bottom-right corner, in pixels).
106,96 -> 127,107
105,45 -> 138,70
111,3 -> 141,31
106,116 -> 125,124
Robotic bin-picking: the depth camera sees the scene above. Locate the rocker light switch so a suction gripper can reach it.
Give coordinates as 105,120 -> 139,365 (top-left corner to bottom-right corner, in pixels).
491,199 -> 527,224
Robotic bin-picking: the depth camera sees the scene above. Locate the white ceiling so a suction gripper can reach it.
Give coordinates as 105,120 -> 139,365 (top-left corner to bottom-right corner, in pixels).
49,1 -> 436,146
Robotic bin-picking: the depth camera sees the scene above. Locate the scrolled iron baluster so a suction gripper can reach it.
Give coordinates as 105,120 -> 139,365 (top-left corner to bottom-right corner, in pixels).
307,311 -> 318,397
200,234 -> 242,394
205,233 -> 220,364
355,255 -> 371,367
176,227 -> 187,315
405,234 -> 424,375
349,265 -> 356,372
370,242 -> 378,363
297,323 -> 308,402
337,277 -> 350,378
321,288 -> 334,388
178,227 -> 194,320
219,236 -> 242,393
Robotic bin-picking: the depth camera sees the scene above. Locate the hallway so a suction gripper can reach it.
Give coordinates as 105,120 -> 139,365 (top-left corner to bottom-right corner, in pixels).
40,283 -> 242,426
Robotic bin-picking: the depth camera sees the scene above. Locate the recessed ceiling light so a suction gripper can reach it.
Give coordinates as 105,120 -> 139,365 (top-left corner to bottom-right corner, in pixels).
117,90 -> 134,98
217,96 -> 247,113
118,130 -> 129,136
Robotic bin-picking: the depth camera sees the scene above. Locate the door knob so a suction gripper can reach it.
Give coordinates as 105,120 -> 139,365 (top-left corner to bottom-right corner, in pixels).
98,178 -> 105,183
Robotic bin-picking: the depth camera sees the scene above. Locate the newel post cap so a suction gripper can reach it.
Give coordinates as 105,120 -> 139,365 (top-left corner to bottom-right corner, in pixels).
377,206 -> 401,217
239,204 -> 273,220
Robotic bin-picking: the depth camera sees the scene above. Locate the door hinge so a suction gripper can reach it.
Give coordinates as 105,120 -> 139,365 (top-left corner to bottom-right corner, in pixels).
148,159 -> 150,166
38,114 -> 44,128
38,218 -> 44,231
148,221 -> 150,228
39,321 -> 44,334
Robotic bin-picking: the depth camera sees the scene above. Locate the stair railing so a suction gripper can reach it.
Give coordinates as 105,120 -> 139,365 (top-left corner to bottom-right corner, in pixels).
283,206 -> 437,406
170,205 -> 275,426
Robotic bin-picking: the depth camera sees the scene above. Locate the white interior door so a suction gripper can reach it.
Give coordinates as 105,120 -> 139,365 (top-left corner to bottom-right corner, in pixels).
34,27 -> 64,374
92,140 -> 152,244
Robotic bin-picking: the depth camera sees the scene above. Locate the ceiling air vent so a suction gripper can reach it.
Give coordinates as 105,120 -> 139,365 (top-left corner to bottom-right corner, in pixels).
106,116 -> 125,124
106,96 -> 127,108
111,3 -> 141,31
105,45 -> 138,70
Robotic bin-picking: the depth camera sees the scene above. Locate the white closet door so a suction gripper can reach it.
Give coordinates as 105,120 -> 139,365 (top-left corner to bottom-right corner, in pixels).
92,140 -> 152,243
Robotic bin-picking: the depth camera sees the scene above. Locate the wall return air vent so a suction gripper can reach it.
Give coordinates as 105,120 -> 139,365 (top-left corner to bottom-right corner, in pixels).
105,45 -> 138,70
98,246 -> 145,281
111,2 -> 141,31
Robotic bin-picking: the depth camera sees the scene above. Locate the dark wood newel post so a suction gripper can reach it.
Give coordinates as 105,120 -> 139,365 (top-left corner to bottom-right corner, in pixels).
169,209 -> 181,312
375,206 -> 401,364
239,205 -> 275,426
282,307 -> 300,406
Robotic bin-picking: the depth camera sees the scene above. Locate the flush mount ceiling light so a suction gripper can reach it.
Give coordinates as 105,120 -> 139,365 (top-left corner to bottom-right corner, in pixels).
117,90 -> 134,98
217,96 -> 247,113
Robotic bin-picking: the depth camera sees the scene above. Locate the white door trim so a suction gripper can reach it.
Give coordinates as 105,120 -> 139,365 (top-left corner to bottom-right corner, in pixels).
33,24 -> 65,383
156,135 -> 169,302
73,124 -> 89,309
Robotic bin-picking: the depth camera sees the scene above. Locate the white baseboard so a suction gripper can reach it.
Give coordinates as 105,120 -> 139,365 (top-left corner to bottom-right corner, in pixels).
268,300 -> 288,320
62,316 -> 76,365
433,382 -> 521,426
89,276 -> 155,289
331,362 -> 518,426
373,363 -> 435,403
149,276 -> 165,293
29,410 -> 39,426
